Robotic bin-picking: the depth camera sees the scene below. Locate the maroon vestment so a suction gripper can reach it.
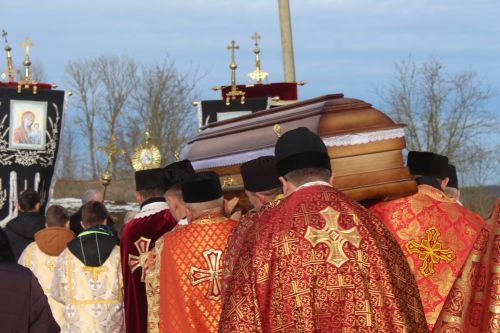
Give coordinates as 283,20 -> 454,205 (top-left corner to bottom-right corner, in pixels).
120,198 -> 176,333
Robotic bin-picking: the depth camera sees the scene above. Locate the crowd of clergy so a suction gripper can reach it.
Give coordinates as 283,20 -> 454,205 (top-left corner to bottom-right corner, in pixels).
0,127 -> 499,333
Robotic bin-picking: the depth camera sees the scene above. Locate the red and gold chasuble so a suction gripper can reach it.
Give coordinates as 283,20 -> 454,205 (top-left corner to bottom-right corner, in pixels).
222,195 -> 283,300
148,214 -> 236,333
433,198 -> 500,332
370,185 -> 485,330
120,200 -> 177,333
219,184 -> 428,333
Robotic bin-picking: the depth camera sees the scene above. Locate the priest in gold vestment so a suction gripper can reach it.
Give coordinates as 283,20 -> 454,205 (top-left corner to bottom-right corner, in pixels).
369,152 -> 485,331
147,171 -> 236,333
219,127 -> 428,332
51,201 -> 124,333
19,205 -> 75,327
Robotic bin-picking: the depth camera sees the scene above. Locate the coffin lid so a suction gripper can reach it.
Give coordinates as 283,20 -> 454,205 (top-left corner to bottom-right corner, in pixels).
186,94 -> 405,170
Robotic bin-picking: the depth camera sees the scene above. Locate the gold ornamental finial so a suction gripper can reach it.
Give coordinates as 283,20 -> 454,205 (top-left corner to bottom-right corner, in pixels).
131,130 -> 161,171
2,30 -> 14,82
248,32 -> 268,84
20,37 -> 33,82
225,40 -> 245,106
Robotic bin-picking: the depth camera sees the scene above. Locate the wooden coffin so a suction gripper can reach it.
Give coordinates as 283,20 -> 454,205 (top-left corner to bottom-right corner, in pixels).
184,94 -> 416,209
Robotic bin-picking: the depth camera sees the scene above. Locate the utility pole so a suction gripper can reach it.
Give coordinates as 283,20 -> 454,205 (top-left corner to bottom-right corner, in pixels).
278,0 -> 296,82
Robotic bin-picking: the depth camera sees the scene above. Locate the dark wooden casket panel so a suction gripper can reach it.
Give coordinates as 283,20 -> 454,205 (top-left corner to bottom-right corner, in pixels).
185,94 -> 416,209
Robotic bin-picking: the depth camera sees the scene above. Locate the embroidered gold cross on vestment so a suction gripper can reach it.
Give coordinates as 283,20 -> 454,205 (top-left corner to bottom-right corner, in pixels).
128,237 -> 152,282
305,206 -> 362,268
189,249 -> 223,300
405,226 -> 455,277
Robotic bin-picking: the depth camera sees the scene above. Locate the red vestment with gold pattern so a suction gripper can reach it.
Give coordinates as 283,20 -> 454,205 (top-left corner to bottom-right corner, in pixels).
219,184 -> 428,333
369,185 -> 485,331
222,196 -> 283,301
432,198 -> 500,332
148,214 -> 236,333
120,199 -> 177,333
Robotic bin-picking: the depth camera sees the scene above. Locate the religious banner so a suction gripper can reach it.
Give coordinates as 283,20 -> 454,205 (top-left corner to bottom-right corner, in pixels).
0,87 -> 66,226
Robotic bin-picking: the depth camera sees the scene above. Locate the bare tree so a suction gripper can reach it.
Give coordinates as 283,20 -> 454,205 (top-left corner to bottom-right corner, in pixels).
65,59 -> 102,180
127,59 -> 199,165
378,57 -> 495,163
95,56 -> 137,177
58,122 -> 79,179
378,57 -> 499,213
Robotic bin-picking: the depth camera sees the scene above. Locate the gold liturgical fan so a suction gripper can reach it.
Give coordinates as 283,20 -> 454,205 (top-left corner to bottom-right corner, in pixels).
131,130 -> 161,171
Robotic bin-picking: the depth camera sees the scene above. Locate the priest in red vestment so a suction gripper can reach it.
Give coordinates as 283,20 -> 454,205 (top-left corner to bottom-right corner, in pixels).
120,168 -> 177,333
222,156 -> 283,299
219,127 -> 428,332
431,198 -> 500,332
369,152 -> 485,331
147,171 -> 236,333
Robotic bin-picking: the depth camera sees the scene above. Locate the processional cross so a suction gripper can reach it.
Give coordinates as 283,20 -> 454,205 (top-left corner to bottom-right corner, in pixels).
405,226 -> 455,277
248,32 -> 268,84
20,37 -> 33,83
224,40 -> 245,105
189,249 -> 223,300
97,135 -> 125,199
1,30 -> 14,82
305,207 -> 362,268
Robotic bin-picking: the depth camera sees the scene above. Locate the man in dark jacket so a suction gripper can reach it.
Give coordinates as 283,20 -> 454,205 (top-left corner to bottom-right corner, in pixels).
0,227 -> 60,332
4,190 -> 45,260
69,189 -> 119,240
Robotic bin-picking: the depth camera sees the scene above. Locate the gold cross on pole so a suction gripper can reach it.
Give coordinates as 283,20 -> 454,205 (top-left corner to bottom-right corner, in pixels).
97,135 -> 126,170
20,37 -> 33,83
248,32 -> 268,84
21,37 -> 33,57
305,206 -> 362,268
225,40 -> 245,105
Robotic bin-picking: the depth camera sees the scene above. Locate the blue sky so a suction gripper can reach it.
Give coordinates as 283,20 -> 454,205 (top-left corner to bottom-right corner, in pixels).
1,0 -> 499,122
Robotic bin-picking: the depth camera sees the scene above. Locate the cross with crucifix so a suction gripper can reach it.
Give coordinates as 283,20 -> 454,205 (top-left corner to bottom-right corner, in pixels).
225,40 -> 245,105
97,134 -> 126,199
248,32 -> 268,84
405,226 -> 455,277
305,206 -> 362,268
188,248 -> 223,301
128,237 -> 152,282
83,265 -> 108,284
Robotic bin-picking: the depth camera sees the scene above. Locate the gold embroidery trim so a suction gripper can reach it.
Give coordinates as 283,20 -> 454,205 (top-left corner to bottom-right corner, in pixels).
405,226 -> 455,277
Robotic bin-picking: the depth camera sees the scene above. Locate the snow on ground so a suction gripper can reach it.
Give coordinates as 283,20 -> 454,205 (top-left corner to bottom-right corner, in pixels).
49,197 -> 139,213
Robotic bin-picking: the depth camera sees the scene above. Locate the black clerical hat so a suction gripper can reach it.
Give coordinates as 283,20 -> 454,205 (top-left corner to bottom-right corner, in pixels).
407,151 -> 449,179
164,160 -> 196,191
240,156 -> 281,192
446,164 -> 458,189
274,127 -> 331,176
135,168 -> 166,191
182,171 -> 223,203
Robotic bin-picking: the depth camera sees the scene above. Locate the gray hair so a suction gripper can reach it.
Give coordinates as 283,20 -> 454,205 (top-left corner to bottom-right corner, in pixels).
81,189 -> 102,205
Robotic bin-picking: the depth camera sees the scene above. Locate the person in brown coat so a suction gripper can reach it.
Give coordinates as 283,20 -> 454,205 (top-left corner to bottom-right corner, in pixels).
0,227 -> 60,333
